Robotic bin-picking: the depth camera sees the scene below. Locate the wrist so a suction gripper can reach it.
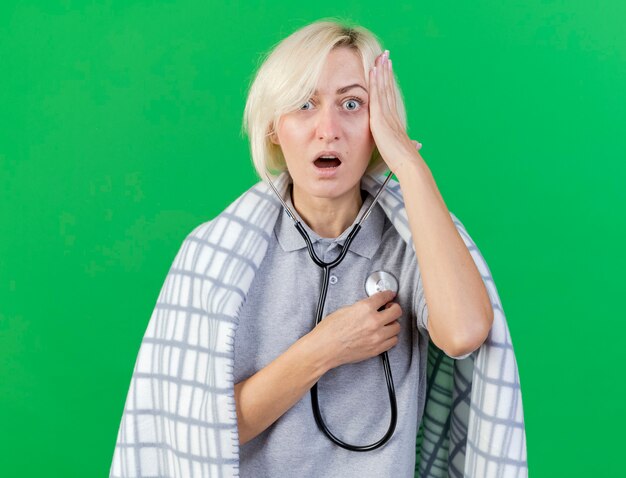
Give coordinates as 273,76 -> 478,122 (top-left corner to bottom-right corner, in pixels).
394,153 -> 431,183
298,331 -> 336,376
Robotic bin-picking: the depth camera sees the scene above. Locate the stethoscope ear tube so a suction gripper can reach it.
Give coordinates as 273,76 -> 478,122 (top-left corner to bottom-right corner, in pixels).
264,171 -> 398,451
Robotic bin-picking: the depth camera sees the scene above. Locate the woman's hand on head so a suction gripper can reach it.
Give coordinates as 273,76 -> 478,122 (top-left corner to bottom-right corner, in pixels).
369,50 -> 422,175
308,289 -> 402,370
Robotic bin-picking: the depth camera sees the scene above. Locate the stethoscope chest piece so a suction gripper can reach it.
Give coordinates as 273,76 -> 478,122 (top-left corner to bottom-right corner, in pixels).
365,271 -> 399,297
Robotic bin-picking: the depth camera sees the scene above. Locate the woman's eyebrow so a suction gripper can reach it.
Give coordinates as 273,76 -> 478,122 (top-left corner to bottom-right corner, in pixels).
337,83 -> 368,94
313,84 -> 368,95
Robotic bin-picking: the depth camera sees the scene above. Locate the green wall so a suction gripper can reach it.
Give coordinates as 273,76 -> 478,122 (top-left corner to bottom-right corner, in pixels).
1,1 -> 624,476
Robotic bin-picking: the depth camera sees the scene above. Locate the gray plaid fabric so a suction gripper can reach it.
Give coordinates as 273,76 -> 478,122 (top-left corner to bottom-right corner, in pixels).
110,171 -> 527,478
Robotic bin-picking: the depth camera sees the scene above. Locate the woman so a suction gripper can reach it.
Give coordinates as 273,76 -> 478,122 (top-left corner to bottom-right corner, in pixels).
111,19 -> 526,478
235,20 -> 493,475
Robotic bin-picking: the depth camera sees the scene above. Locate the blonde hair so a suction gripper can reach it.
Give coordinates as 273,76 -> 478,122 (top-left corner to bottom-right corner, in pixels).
242,19 -> 407,181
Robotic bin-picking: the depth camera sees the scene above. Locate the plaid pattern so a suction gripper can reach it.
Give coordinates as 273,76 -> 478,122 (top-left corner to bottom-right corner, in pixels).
110,171 -> 527,478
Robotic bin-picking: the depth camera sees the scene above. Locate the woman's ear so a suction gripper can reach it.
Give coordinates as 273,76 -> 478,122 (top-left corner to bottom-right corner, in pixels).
268,120 -> 281,145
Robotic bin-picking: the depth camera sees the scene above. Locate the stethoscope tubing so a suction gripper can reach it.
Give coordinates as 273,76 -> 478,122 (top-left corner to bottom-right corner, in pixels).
308,243 -> 398,452
265,172 -> 397,451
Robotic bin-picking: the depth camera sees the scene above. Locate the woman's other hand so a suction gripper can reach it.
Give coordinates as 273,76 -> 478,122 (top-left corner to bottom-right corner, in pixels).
308,289 -> 402,370
369,50 -> 422,175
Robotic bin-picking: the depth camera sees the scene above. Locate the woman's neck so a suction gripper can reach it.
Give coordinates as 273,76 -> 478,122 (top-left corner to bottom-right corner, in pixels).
290,183 -> 364,238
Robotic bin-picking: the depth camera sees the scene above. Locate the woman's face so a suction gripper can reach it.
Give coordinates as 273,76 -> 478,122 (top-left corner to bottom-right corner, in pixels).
271,47 -> 375,201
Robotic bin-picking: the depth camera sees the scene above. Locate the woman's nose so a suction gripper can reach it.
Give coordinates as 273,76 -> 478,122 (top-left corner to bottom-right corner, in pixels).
315,106 -> 340,141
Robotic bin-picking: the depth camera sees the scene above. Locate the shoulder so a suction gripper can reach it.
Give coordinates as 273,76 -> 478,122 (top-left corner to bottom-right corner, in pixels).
177,179 -> 285,264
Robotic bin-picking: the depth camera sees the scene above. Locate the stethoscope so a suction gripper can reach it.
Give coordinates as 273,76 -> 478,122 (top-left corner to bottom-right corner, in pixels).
265,172 -> 399,451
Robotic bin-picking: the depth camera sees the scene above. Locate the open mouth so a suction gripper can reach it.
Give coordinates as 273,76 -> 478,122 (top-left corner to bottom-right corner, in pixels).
314,157 -> 342,168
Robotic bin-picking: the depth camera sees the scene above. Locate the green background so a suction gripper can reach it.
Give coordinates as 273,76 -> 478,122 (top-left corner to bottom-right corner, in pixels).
1,1 -> 624,476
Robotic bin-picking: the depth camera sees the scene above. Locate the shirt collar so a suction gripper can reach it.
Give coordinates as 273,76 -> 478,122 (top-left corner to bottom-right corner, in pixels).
275,182 -> 385,259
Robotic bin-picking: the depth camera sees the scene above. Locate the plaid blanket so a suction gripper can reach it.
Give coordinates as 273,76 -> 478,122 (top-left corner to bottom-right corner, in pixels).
110,171 -> 527,477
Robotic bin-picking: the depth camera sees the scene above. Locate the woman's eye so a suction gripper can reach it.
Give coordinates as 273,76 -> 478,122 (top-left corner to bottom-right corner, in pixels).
300,100 -> 313,110
344,98 -> 362,111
